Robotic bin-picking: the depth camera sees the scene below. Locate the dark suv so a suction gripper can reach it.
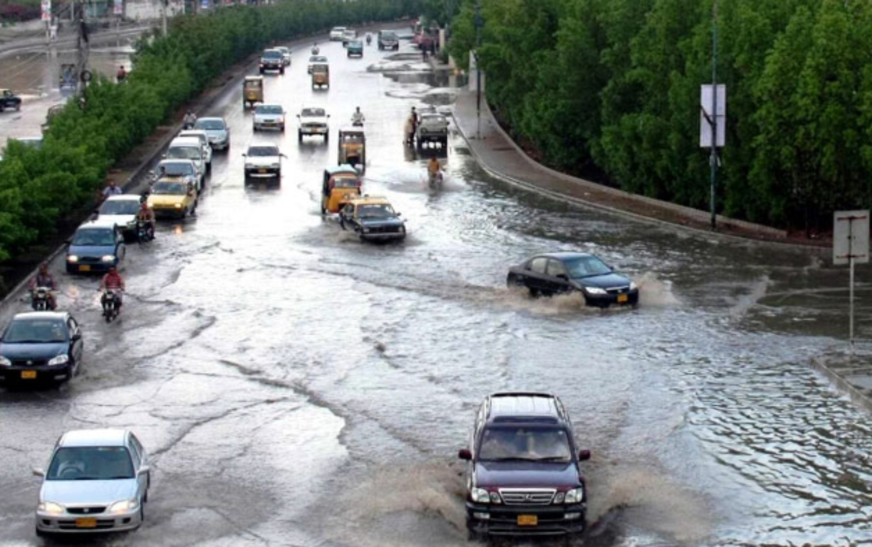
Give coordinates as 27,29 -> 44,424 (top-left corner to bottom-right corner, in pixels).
377,30 -> 399,50
458,392 -> 591,540
259,49 -> 285,74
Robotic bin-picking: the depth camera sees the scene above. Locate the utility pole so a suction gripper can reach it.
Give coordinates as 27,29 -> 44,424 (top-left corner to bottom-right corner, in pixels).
75,0 -> 90,94
474,0 -> 482,139
709,0 -> 718,230
161,0 -> 168,36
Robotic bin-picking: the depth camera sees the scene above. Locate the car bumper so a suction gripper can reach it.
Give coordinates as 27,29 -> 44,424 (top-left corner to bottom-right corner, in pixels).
465,502 -> 586,537
151,205 -> 188,218
0,364 -> 73,384
259,64 -> 283,71
360,231 -> 406,241
245,168 -> 280,179
584,289 -> 640,308
301,127 -> 328,135
209,138 -> 229,150
65,260 -> 117,274
36,507 -> 142,534
254,121 -> 284,130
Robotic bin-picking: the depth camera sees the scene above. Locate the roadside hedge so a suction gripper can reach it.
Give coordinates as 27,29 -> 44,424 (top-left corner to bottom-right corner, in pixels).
447,0 -> 872,232
0,0 -> 420,281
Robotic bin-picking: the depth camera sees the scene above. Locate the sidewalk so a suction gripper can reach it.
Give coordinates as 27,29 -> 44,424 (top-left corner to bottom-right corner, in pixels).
0,22 -> 150,59
451,87 -> 829,249
812,353 -> 872,413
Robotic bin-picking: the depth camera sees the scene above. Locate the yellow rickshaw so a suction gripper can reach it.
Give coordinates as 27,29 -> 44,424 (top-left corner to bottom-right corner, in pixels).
321,165 -> 362,215
337,127 -> 366,173
312,63 -> 330,89
243,76 -> 264,109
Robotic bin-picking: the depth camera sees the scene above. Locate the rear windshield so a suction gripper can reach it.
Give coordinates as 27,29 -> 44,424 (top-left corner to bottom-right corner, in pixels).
478,426 -> 572,462
72,228 -> 115,246
3,319 -> 67,343
47,447 -> 134,480
99,200 -> 139,216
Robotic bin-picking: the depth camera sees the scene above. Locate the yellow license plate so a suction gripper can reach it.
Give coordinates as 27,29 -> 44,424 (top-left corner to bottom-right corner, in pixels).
617,294 -> 628,303
79,265 -> 91,272
517,515 -> 538,526
75,518 -> 97,528
21,370 -> 37,379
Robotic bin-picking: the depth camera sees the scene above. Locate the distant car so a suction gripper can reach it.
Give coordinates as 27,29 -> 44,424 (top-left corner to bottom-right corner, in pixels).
153,159 -> 200,191
147,177 -> 197,219
193,117 -> 230,151
377,30 -> 399,50
416,112 -> 449,147
308,55 -> 328,74
0,88 -> 22,112
177,129 -> 213,170
253,104 -> 286,132
347,40 -> 364,57
275,46 -> 292,66
33,429 -> 150,536
339,196 -> 406,242
506,252 -> 639,307
329,26 -> 347,41
0,312 -> 83,386
243,143 -> 284,185
97,195 -> 142,241
458,392 -> 591,540
259,49 -> 285,74
297,107 -> 330,142
165,137 -> 206,186
341,29 -> 357,45
65,220 -> 126,274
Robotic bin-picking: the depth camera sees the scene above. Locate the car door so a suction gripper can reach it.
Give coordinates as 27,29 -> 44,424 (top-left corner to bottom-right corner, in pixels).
126,435 -> 147,500
525,257 -> 550,293
67,317 -> 83,365
545,259 -> 573,295
115,229 -> 126,262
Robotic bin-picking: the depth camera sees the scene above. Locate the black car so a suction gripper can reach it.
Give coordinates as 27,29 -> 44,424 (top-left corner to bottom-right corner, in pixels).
339,198 -> 406,242
507,252 -> 639,308
0,312 -> 84,385
0,89 -> 22,112
259,49 -> 285,74
377,30 -> 399,50
458,392 -> 591,539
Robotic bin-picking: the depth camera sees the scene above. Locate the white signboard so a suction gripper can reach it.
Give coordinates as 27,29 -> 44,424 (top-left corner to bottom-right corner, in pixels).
113,0 -> 123,15
700,84 -> 726,148
834,210 -> 870,265
41,0 -> 51,21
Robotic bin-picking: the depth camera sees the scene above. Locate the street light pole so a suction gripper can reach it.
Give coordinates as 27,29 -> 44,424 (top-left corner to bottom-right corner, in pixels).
474,0 -> 482,139
709,0 -> 718,230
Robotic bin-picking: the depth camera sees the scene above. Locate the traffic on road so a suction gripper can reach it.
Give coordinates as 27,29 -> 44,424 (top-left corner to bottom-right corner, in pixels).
0,24 -> 870,547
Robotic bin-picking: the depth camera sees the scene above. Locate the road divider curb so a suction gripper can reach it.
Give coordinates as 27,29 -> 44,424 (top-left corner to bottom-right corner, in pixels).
811,355 -> 872,414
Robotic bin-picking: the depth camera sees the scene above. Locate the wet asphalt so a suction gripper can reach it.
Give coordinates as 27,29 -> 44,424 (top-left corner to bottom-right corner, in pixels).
0,32 -> 871,547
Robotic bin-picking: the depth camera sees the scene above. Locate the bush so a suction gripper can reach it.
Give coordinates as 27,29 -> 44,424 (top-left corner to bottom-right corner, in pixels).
0,0 -> 421,282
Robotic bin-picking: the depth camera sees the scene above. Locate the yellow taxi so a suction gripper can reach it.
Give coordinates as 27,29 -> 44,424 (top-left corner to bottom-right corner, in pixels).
147,177 -> 198,219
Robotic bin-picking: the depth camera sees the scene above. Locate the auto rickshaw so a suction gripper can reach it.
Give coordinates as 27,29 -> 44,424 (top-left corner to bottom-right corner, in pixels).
312,63 -> 330,89
321,165 -> 362,215
243,76 -> 264,109
337,127 -> 366,173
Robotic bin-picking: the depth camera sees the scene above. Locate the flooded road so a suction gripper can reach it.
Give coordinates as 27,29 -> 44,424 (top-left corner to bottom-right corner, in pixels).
1,31 -> 871,547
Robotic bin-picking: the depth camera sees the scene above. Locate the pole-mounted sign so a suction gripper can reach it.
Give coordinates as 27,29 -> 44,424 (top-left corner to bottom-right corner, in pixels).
834,210 -> 870,354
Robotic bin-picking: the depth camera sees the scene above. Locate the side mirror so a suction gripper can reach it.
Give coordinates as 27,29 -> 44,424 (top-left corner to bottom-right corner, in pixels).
242,153 -> 247,157
458,449 -> 472,461
296,114 -> 300,118
281,153 -> 288,158
578,450 -> 591,462
138,465 -> 150,476
327,114 -> 331,118
32,468 -> 45,478
557,274 -> 569,281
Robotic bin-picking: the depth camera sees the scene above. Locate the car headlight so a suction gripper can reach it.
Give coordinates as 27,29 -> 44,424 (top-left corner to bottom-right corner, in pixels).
270,163 -> 280,169
38,501 -> 65,515
67,255 -> 78,263
552,492 -> 565,504
564,487 -> 583,504
585,287 -> 607,295
102,255 -> 116,262
629,282 -> 638,291
362,227 -> 370,233
48,354 -> 69,366
0,356 -> 11,367
174,203 -> 183,209
107,499 -> 139,514
470,488 -> 490,504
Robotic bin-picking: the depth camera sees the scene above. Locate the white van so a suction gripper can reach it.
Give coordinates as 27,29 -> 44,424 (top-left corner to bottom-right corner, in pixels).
165,137 -> 206,186
178,129 -> 213,169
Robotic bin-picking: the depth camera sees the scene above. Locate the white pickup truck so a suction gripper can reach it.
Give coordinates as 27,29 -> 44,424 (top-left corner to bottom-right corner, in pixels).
416,112 -> 450,147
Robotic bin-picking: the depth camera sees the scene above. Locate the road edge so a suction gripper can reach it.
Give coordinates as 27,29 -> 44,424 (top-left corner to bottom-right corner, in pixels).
811,356 -> 872,414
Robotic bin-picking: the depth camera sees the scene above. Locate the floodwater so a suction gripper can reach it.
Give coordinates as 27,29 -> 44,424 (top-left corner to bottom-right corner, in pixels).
0,30 -> 870,547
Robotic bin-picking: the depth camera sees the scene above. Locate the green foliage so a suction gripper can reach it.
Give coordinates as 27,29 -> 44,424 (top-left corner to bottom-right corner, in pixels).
449,0 -> 872,230
0,0 -> 420,275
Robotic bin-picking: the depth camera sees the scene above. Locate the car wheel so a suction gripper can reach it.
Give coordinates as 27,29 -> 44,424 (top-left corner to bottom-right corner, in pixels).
15,103 -> 21,111
0,104 -> 5,113
528,287 -> 540,298
280,124 -> 285,133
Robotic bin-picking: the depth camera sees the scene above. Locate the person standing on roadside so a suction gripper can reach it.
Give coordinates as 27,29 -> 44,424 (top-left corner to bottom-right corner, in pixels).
102,180 -> 123,200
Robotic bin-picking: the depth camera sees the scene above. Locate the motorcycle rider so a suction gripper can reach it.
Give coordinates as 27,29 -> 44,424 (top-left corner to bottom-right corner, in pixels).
351,107 -> 365,126
28,263 -> 58,310
101,180 -> 123,200
99,267 -> 125,312
311,42 -> 320,55
136,202 -> 155,241
405,107 -> 419,144
366,33 -> 372,44
183,110 -> 197,129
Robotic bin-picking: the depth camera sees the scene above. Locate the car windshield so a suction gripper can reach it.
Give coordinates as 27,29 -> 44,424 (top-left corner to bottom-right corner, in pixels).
358,204 -> 394,219
478,427 -> 573,462
151,181 -> 188,195
160,162 -> 194,176
564,256 -> 612,278
244,80 -> 262,89
313,65 -> 328,74
302,108 -> 325,117
99,200 -> 139,215
310,56 -> 327,63
263,50 -> 282,58
194,119 -> 225,131
350,41 -> 362,47
3,319 -> 67,343
166,146 -> 200,161
256,105 -> 283,115
247,146 -> 278,157
72,228 -> 115,246
332,175 -> 359,189
381,32 -> 397,40
47,447 -> 134,481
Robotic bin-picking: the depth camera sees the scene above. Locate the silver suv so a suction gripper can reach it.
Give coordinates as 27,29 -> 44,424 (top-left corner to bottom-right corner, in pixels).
34,429 -> 150,537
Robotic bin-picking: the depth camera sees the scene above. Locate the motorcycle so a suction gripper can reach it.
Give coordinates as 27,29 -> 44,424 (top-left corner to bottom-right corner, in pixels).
30,287 -> 54,311
352,116 -> 364,127
366,34 -> 372,45
136,220 -> 155,243
101,289 -> 122,323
